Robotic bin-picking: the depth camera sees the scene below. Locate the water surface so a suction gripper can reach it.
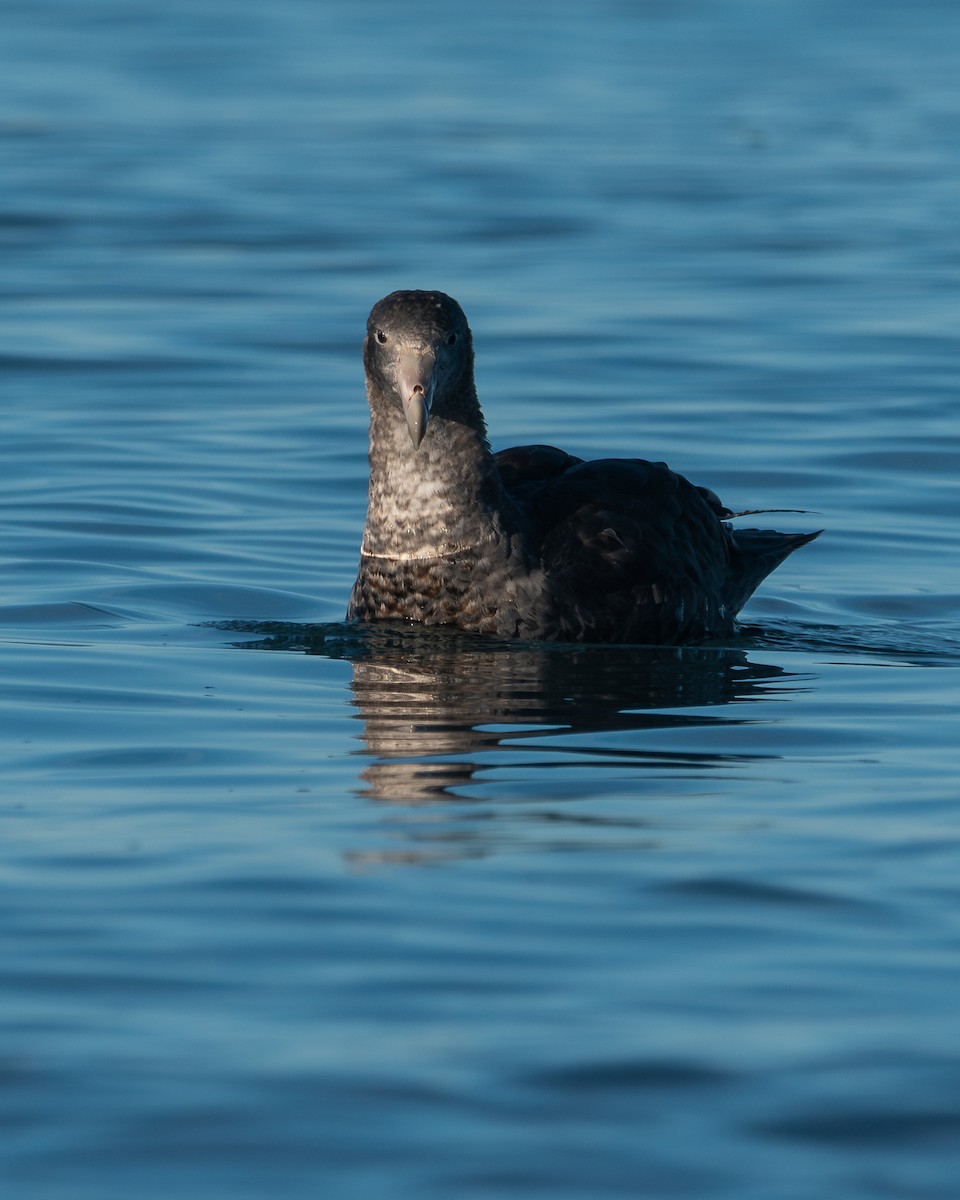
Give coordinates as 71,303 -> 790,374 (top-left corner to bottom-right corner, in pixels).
2,2 -> 960,1197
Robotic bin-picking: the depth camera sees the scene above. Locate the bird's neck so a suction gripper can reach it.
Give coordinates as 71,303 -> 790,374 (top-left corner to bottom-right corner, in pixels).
361,405 -> 508,561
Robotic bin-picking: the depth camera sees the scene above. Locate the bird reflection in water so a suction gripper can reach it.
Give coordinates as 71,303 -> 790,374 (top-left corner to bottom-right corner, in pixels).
231,622 -> 802,864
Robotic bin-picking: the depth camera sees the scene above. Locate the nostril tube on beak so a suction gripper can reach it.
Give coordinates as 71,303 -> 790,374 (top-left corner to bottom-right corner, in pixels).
398,349 -> 436,449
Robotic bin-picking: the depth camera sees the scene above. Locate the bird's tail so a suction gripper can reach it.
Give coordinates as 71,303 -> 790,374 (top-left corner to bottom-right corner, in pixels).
726,527 -> 822,615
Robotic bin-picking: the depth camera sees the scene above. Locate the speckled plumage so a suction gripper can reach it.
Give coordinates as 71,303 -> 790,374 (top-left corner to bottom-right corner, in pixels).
348,290 -> 820,644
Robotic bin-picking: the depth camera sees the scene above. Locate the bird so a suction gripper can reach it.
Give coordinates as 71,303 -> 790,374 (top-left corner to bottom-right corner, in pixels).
347,289 -> 820,644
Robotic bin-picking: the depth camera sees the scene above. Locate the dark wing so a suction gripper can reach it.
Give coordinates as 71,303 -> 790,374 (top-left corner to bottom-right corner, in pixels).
495,448 -> 818,641
494,443 -> 584,490
533,457 -> 730,588
504,455 -> 735,641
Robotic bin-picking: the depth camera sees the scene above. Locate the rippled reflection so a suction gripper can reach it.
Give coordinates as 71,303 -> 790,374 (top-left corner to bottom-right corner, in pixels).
231,621 -> 804,808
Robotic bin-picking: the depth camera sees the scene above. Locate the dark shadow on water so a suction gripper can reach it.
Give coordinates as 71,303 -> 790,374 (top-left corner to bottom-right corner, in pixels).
740,617 -> 960,667
221,620 -> 812,811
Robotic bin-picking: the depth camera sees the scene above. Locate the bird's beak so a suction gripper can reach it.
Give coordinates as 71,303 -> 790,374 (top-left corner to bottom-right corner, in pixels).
397,348 -> 436,450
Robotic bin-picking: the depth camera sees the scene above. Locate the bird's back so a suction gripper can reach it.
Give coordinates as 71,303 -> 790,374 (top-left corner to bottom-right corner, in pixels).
495,444 -> 819,643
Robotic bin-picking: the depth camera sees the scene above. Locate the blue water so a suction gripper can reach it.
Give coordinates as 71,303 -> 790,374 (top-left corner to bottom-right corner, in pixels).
3,2 -> 960,1197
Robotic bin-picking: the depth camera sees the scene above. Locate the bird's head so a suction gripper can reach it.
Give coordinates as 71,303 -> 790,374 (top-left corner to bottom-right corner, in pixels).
364,290 -> 474,450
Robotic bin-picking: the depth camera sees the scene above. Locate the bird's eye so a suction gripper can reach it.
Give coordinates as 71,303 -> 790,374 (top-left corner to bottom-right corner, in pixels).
375,329 -> 388,344
446,333 -> 457,345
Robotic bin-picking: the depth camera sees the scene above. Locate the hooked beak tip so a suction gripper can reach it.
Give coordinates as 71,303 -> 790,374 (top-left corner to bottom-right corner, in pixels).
397,348 -> 436,450
405,392 -> 430,449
